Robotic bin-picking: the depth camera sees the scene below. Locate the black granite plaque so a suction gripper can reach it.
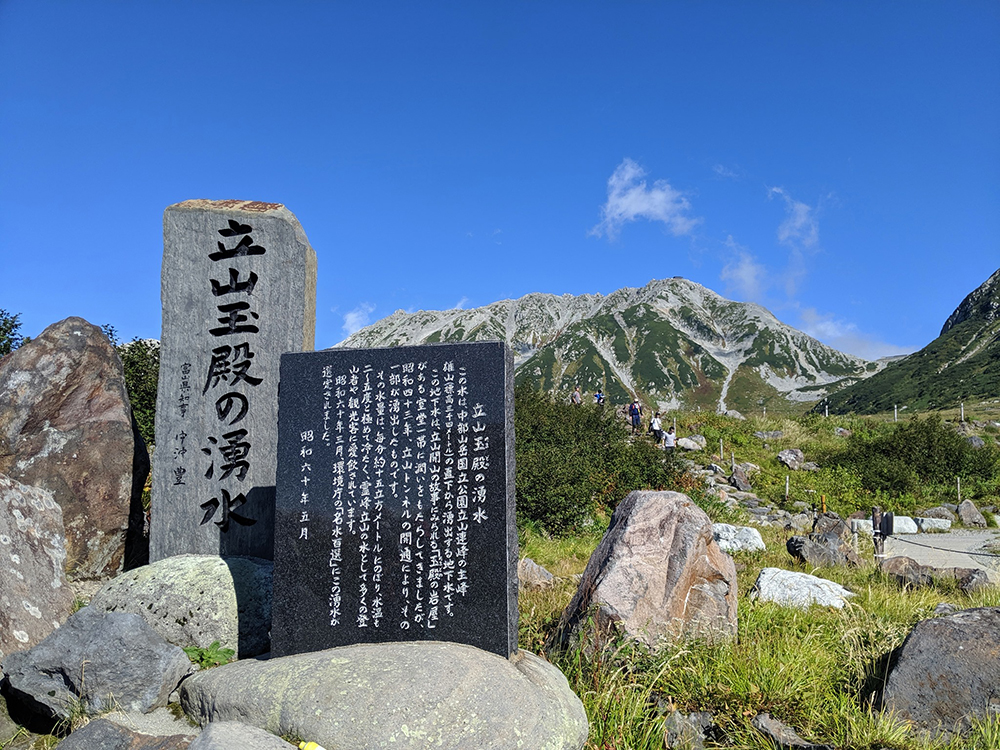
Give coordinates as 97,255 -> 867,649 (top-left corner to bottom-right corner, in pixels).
270,342 -> 518,658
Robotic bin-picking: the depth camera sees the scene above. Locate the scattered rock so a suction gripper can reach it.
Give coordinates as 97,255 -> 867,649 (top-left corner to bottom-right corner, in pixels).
181,642 -> 588,750
728,466 -> 752,492
787,529 -> 861,568
800,461 -> 820,472
53,718 -> 194,750
834,427 -> 852,438
966,435 -> 986,449
914,517 -> 951,532
752,712 -> 834,750
786,513 -> 813,534
0,474 -> 75,662
754,431 -> 784,440
189,721 -> 294,749
88,554 -> 273,658
518,557 -> 555,589
663,710 -> 714,749
883,515 -> 919,535
777,449 -> 805,471
0,317 -> 149,579
881,607 -> 1000,737
957,500 -> 987,528
750,568 -> 855,609
934,602 -> 959,616
687,435 -> 707,449
712,524 -> 765,554
3,607 -> 191,722
676,437 -> 703,452
547,491 -> 737,651
723,410 -> 745,420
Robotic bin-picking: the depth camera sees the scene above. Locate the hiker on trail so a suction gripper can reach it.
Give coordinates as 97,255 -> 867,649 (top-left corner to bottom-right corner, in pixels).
628,399 -> 642,434
593,389 -> 605,405
570,386 -> 582,405
663,425 -> 676,453
650,412 -> 663,444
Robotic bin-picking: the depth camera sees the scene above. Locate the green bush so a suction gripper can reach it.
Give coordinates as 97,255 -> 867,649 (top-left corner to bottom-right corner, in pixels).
102,325 -> 160,447
514,384 -> 680,534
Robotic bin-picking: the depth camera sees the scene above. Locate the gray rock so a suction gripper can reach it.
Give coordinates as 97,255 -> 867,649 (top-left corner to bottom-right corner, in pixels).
777,449 -> 805,471
181,642 -> 588,750
687,434 -> 707,449
834,427 -> 852,437
712,523 -> 766,554
0,474 -> 75,663
800,461 -> 820,472
676,437 -> 703,452
518,557 -> 555,589
957,500 -> 987,528
723,409 -> 745,420
966,435 -> 986,448
880,557 -> 990,594
787,531 -> 861,568
728,466 -> 752,492
3,607 -> 191,721
787,513 -> 813,534
914,517 -> 951,532
881,607 -> 1000,737
53,718 -> 194,749
934,602 -> 959,616
189,722 -> 293,749
943,503 -> 959,513
663,710 -> 713,749
548,491 -> 737,651
88,554 -> 272,657
754,431 -> 784,440
750,568 -> 855,609
152,200 -> 317,562
752,713 -> 834,749
887,515 -> 919,535
0,317 -> 149,579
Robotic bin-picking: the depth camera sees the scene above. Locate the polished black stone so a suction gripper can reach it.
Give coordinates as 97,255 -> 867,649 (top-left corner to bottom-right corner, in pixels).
270,342 -> 517,658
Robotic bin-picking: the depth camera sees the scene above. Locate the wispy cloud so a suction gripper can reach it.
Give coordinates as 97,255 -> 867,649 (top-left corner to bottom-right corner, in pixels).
719,237 -> 766,302
797,307 -> 915,360
342,302 -> 376,336
591,158 -> 700,240
769,187 -> 819,250
713,163 -> 742,180
452,296 -> 470,310
492,229 -> 503,245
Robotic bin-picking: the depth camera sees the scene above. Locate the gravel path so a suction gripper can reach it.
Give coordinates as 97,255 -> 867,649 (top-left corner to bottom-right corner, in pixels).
884,529 -> 1000,582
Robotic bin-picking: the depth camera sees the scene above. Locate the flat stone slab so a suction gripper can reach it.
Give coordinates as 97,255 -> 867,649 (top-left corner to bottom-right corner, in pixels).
180,642 -> 588,750
750,568 -> 855,609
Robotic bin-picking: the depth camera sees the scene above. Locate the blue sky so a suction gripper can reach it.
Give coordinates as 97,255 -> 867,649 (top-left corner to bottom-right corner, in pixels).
2,1 -> 998,358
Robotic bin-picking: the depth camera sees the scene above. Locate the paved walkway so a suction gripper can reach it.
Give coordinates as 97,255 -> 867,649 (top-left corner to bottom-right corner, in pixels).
884,529 -> 1000,582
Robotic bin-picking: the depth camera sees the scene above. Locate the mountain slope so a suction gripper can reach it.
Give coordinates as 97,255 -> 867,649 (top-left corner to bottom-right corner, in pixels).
340,278 -> 883,413
824,268 -> 1000,414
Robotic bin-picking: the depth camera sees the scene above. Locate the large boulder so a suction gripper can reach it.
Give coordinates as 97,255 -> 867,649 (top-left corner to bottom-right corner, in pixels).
786,533 -> 861,568
880,556 -> 991,594
0,317 -> 149,579
0,474 -> 75,663
881,607 -> 1000,737
750,568 -> 855,609
180,642 -> 588,750
518,558 -> 555,589
728,466 -> 752,492
548,491 -> 737,651
3,606 -> 191,722
957,499 -> 987,528
189,722 -> 294,749
53,718 -> 194,750
88,554 -> 272,657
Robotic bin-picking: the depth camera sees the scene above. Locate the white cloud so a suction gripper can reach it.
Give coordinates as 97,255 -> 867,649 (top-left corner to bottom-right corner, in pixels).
797,307 -> 915,360
713,163 -> 741,180
453,296 -> 470,310
720,237 -> 766,302
492,229 -> 502,245
591,158 -> 700,239
769,187 -> 819,250
342,302 -> 376,336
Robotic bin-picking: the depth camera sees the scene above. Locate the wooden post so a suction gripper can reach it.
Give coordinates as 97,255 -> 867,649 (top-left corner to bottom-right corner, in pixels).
872,506 -> 884,562
821,494 -> 826,514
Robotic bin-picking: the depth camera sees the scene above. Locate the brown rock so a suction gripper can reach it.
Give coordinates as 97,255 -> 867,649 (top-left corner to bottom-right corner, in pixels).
49,718 -> 193,749
957,499 -> 987,528
547,491 -> 737,652
0,474 -> 75,664
0,317 -> 149,580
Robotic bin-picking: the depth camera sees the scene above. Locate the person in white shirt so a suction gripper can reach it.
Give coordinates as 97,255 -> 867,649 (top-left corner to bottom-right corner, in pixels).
650,412 -> 663,444
663,425 -> 676,452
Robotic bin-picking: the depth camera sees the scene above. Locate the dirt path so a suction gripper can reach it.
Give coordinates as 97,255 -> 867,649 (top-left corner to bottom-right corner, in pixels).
884,529 -> 1000,583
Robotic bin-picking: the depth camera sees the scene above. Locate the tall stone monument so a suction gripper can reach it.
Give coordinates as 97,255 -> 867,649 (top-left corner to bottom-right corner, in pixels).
151,200 -> 316,561
270,342 -> 518,658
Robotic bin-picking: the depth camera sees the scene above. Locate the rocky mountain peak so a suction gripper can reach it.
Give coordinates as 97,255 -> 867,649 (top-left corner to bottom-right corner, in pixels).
940,268 -> 1000,335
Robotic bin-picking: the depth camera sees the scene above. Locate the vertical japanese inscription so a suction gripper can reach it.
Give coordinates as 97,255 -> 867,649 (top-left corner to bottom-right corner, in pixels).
271,343 -> 516,658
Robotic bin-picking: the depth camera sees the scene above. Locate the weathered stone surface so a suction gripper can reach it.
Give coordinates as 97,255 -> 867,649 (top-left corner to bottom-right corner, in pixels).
88,554 -> 272,657
966,435 -> 986,449
787,513 -> 813,534
519,557 -> 555,589
0,474 -> 74,663
880,557 -> 991,594
548,491 -> 737,650
800,461 -> 820,472
663,710 -> 713,749
54,718 -> 194,750
914,516 -> 952,532
712,523 -> 765,554
777,448 -> 805,470
881,607 -> 1000,737
152,200 -> 317,562
728,466 -> 752,492
752,713 -> 834,750
887,515 -> 919,535
0,317 -> 149,579
3,607 -> 191,721
189,721 -> 293,749
750,568 -> 854,609
180,642 -> 588,750
920,506 -> 957,522
676,437 -> 702,451
957,499 -> 987,527
787,532 -> 861,568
